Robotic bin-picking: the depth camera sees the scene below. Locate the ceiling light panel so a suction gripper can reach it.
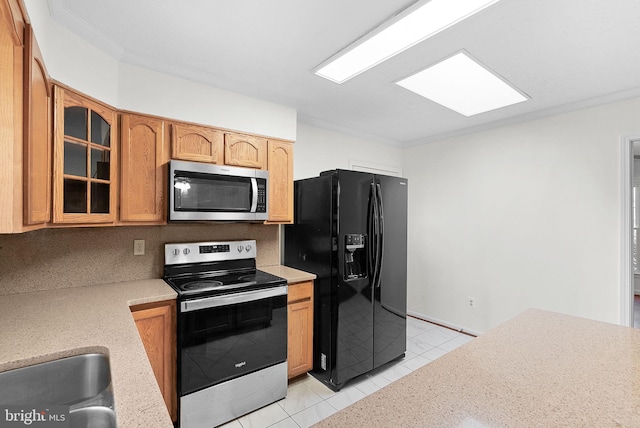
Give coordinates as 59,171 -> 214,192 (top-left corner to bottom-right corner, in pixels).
396,52 -> 528,116
315,0 -> 502,84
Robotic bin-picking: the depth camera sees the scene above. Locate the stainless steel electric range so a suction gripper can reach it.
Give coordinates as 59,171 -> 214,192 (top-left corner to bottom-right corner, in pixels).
163,240 -> 288,428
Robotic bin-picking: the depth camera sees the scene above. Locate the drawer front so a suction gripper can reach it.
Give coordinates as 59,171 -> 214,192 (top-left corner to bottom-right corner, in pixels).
287,281 -> 313,304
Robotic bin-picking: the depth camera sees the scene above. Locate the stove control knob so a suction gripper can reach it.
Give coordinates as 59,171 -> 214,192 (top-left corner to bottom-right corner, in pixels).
173,248 -> 180,256
183,248 -> 190,255
237,245 -> 244,253
245,244 -> 252,252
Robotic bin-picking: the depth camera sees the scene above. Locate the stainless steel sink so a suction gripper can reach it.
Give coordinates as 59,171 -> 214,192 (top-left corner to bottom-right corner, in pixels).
0,353 -> 116,427
69,406 -> 117,428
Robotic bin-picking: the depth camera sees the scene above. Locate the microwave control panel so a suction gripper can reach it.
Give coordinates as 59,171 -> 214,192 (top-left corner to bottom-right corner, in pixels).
257,179 -> 267,213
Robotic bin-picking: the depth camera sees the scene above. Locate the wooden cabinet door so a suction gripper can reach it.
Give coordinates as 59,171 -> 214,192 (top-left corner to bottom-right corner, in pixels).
267,139 -> 293,223
120,113 -> 167,223
0,0 -> 25,233
224,133 -> 267,169
52,86 -> 117,224
287,281 -> 314,379
131,300 -> 177,422
23,24 -> 51,225
171,122 -> 223,164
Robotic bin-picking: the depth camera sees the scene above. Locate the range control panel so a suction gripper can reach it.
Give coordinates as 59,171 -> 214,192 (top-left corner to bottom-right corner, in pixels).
165,240 -> 256,265
199,244 -> 230,254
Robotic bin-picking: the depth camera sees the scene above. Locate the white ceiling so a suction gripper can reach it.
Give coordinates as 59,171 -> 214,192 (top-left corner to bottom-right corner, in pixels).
47,0 -> 640,147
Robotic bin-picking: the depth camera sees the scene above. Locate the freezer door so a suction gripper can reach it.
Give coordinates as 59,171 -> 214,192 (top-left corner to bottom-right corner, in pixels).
284,175 -> 335,384
373,174 -> 408,369
332,170 -> 375,388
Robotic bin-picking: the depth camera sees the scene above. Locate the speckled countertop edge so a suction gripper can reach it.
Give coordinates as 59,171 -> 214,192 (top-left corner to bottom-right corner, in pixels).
260,265 -> 316,283
0,279 -> 177,428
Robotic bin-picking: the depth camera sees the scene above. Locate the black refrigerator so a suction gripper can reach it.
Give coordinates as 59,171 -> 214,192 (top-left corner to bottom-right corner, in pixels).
284,169 -> 407,391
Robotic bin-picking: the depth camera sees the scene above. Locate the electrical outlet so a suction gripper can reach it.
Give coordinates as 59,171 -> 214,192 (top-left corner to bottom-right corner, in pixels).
133,239 -> 145,256
468,296 -> 476,308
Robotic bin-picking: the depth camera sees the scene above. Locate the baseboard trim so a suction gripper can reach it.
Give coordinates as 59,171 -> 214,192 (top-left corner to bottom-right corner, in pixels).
407,310 -> 483,337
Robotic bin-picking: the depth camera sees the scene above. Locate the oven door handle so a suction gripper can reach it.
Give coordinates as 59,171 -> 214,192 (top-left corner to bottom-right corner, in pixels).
180,285 -> 288,313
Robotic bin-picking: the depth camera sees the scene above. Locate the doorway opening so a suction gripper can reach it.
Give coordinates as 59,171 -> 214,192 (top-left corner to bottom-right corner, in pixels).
621,135 -> 640,327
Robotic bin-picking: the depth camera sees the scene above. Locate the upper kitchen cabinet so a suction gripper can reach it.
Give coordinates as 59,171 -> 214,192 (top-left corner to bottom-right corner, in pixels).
266,139 -> 294,223
171,122 -> 224,164
120,113 -> 168,224
52,85 -> 117,224
0,0 -> 36,233
224,133 -> 267,170
23,24 -> 51,226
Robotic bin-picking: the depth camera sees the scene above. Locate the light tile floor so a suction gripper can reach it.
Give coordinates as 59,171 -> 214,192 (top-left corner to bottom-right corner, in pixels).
220,316 -> 474,428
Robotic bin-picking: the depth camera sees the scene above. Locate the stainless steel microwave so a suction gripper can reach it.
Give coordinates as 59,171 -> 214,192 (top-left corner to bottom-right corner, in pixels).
168,160 -> 268,222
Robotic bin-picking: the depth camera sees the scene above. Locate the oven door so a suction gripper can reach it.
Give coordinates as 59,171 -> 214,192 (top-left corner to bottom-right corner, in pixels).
178,286 -> 288,396
169,160 -> 268,221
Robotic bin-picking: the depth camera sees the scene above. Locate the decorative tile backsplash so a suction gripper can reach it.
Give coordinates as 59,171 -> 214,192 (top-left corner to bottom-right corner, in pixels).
0,224 -> 279,295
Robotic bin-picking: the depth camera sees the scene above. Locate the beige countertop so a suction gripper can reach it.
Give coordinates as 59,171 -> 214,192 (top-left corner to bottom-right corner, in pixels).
314,308 -> 640,427
260,265 -> 316,283
0,279 -> 177,428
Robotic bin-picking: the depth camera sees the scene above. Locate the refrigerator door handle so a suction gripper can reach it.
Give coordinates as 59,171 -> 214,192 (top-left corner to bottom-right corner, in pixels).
370,182 -> 382,289
368,182 -> 376,280
375,183 -> 384,288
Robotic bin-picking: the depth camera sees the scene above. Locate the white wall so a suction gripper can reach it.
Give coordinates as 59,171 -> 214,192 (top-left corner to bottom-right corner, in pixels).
23,0 -> 296,140
117,63 -> 296,141
24,0 -> 120,105
404,96 -> 640,334
294,122 -> 403,180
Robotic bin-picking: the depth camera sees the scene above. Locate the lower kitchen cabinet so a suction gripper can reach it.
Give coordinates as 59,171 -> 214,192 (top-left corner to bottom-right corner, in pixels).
287,281 -> 314,379
130,300 -> 177,422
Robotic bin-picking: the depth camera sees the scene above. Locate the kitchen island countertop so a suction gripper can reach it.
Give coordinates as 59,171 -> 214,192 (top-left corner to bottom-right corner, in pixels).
314,308 -> 640,427
0,279 -> 176,428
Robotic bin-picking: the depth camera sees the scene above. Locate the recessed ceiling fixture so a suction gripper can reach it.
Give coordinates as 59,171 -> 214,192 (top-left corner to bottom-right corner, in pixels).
396,52 -> 529,116
314,0 -> 502,84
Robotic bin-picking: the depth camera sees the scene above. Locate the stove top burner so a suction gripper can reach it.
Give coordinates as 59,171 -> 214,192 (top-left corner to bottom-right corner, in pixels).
164,267 -> 287,299
180,280 -> 224,293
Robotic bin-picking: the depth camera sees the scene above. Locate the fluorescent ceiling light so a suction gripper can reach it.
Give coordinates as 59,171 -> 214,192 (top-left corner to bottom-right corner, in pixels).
315,0 -> 501,84
396,52 -> 528,116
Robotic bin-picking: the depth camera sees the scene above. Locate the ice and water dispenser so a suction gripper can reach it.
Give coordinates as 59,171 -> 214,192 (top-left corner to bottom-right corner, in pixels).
344,234 -> 366,280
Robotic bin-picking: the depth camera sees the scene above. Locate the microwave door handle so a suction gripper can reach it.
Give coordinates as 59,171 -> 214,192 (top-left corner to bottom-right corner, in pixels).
250,178 -> 258,212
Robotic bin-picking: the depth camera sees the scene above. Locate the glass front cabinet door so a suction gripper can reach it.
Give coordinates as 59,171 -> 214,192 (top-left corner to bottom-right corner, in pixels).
53,86 -> 117,224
